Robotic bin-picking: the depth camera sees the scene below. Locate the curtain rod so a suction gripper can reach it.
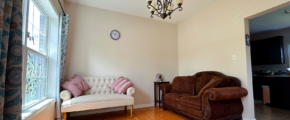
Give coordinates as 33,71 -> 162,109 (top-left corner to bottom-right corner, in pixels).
58,0 -> 66,16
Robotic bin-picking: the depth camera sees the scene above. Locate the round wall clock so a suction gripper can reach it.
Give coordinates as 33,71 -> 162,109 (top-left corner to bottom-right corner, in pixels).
110,30 -> 120,40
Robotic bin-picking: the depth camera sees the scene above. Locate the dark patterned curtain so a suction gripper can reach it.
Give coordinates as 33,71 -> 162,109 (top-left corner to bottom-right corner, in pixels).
0,0 -> 23,119
59,13 -> 70,82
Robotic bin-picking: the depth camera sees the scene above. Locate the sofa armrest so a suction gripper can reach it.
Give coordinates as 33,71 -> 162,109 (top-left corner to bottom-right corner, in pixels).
160,84 -> 172,94
60,90 -> 72,101
205,87 -> 248,101
126,87 -> 135,96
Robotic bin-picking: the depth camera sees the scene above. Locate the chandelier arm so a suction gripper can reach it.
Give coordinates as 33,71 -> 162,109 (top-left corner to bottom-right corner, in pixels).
165,2 -> 171,14
147,4 -> 162,14
168,6 -> 183,13
157,1 -> 162,10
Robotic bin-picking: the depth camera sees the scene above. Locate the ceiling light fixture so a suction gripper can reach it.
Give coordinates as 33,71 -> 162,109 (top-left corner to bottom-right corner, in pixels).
146,0 -> 183,20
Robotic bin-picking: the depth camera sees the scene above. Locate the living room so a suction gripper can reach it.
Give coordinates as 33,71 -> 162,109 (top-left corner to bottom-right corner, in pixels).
3,0 -> 290,120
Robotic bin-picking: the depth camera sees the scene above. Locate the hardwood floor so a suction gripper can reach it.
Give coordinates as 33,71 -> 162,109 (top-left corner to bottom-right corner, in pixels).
68,101 -> 290,120
69,107 -> 190,120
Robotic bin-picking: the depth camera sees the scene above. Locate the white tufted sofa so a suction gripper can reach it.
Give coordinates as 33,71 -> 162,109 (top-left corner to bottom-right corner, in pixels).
60,76 -> 135,120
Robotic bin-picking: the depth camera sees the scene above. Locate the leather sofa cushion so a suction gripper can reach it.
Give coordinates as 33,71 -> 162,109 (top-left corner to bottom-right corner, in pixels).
165,93 -> 184,102
195,73 -> 215,95
228,77 -> 241,87
195,72 -> 226,95
170,76 -> 195,94
197,77 -> 222,97
180,102 -> 201,110
180,95 -> 201,107
216,76 -> 231,88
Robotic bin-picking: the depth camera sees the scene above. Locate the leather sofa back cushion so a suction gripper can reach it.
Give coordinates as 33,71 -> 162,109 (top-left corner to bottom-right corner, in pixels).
197,77 -> 222,97
195,73 -> 223,95
216,76 -> 231,88
170,76 -> 195,94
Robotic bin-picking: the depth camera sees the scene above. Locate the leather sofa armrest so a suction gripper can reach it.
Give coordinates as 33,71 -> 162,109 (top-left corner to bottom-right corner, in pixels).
160,84 -> 172,95
160,84 -> 172,108
60,90 -> 72,101
126,87 -> 135,96
205,87 -> 248,101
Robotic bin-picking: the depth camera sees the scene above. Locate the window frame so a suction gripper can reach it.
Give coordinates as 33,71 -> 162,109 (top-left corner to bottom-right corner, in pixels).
22,0 -> 50,111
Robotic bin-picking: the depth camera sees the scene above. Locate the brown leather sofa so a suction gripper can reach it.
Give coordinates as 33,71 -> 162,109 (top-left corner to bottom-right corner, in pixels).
160,71 -> 248,120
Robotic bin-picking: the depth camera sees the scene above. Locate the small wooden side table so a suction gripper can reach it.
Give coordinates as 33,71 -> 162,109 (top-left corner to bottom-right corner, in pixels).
154,81 -> 170,108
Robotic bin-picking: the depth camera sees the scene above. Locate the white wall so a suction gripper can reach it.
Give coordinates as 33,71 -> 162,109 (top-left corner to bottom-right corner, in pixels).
178,0 -> 290,119
250,27 -> 290,72
64,1 -> 178,106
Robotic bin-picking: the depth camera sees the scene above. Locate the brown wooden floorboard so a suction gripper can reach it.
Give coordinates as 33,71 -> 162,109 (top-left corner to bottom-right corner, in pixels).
69,107 -> 190,120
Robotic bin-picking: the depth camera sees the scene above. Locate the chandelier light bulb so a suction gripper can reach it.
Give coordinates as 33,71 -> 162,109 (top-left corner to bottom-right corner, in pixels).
176,0 -> 183,4
146,0 -> 153,5
176,0 -> 183,7
150,2 -> 157,12
168,3 -> 174,10
151,2 -> 157,8
150,7 -> 155,12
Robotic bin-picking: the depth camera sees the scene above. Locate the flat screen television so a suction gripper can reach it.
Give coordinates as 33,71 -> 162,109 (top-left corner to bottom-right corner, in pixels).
250,36 -> 284,65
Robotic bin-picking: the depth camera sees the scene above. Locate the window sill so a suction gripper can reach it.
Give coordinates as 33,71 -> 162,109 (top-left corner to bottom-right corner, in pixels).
22,99 -> 56,120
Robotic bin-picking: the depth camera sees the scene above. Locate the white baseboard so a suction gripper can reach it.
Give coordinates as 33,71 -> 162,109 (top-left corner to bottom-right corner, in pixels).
243,118 -> 256,120
69,103 -> 154,117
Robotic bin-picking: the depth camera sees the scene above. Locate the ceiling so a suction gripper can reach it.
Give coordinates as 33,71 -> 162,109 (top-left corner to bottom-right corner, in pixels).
65,0 -> 220,24
249,5 -> 290,34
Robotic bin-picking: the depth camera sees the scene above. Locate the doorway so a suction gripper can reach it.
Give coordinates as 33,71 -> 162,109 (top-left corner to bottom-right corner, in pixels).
246,4 -> 290,120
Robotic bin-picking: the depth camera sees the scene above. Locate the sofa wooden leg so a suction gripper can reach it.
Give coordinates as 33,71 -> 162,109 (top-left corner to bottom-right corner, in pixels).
63,112 -> 67,120
130,105 -> 133,118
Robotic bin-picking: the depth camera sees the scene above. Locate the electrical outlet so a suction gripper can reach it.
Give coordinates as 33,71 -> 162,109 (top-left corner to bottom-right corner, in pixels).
232,55 -> 237,60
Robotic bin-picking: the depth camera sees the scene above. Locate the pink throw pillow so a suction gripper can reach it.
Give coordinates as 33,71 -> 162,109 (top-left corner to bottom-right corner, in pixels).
114,79 -> 128,91
117,82 -> 134,94
60,74 -> 91,97
109,76 -> 125,89
60,82 -> 82,97
109,77 -> 134,94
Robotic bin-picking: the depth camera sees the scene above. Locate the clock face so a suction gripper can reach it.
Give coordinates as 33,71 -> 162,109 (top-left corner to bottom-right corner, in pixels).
110,30 -> 120,40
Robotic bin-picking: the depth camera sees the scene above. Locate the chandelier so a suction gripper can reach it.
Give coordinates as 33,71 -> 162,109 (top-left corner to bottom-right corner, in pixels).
146,0 -> 183,20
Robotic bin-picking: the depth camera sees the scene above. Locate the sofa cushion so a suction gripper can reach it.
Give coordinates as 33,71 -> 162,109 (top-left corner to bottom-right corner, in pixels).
228,77 -> 241,87
180,95 -> 201,108
170,76 -> 195,94
109,76 -> 125,90
195,72 -> 224,95
165,93 -> 184,102
83,77 -> 120,95
197,77 -> 222,97
61,94 -> 134,112
116,80 -> 134,94
217,76 -> 231,88
61,74 -> 90,97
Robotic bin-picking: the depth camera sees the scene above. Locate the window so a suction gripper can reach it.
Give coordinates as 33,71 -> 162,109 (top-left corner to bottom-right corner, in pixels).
22,0 -> 48,109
